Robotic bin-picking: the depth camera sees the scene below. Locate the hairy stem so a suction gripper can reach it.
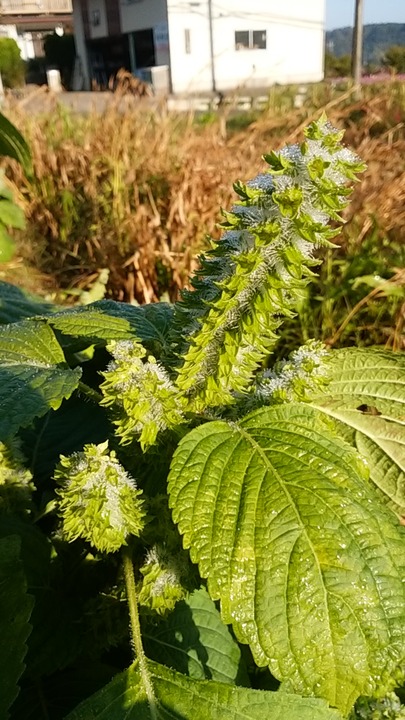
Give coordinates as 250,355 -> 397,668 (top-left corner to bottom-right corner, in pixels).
122,545 -> 158,718
78,380 -> 103,403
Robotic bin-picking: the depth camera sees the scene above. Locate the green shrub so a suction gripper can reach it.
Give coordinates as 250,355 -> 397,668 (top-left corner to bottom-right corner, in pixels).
383,46 -> 405,74
324,51 -> 352,78
0,38 -> 25,88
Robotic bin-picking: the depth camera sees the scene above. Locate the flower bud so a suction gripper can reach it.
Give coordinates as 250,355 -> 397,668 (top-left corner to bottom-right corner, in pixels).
55,441 -> 145,553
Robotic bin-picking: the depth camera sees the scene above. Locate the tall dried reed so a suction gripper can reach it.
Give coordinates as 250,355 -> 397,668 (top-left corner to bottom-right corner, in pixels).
3,84 -> 405,321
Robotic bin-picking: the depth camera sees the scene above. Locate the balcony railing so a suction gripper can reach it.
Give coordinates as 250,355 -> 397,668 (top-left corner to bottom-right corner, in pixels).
0,0 -> 72,14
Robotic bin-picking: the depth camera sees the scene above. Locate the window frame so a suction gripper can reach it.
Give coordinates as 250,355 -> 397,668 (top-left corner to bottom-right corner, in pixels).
184,28 -> 191,55
235,29 -> 267,51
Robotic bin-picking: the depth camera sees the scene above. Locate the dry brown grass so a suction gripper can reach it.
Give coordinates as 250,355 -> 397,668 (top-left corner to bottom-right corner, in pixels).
3,83 -> 404,304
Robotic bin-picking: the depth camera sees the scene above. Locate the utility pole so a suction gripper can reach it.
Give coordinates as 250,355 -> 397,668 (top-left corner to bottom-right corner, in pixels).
351,0 -> 364,98
208,0 -> 216,93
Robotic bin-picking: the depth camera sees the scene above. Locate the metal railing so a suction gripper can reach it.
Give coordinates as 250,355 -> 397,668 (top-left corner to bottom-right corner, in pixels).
0,0 -> 72,14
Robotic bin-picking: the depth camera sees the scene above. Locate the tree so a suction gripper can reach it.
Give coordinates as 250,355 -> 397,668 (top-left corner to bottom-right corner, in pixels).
324,51 -> 351,77
0,38 -> 25,88
383,45 -> 405,74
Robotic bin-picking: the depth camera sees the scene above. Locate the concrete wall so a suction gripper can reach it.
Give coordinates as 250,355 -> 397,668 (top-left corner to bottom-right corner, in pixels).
167,0 -> 325,93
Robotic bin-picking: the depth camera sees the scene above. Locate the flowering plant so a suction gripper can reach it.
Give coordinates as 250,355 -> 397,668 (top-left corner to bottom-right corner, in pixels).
0,117 -> 404,720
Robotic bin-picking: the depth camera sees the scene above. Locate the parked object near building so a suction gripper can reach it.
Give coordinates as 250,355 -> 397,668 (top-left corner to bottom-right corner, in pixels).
0,1 -> 73,62
72,0 -> 325,94
46,67 -> 62,92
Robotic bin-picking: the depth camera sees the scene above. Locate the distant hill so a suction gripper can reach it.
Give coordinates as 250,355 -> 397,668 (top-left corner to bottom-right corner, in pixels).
326,24 -> 405,65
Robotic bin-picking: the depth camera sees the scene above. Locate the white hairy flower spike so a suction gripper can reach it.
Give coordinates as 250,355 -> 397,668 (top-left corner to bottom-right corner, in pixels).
138,543 -> 189,616
100,339 -> 186,450
55,441 -> 145,553
257,340 -> 331,403
173,116 -> 365,411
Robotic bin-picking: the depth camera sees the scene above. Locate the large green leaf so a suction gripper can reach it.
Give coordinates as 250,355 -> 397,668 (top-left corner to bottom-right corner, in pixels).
0,320 -> 81,440
144,587 -> 249,686
49,307 -> 134,343
0,112 -> 31,173
0,282 -> 56,324
309,348 -> 405,514
168,404 -> 405,715
45,301 -> 174,359
66,658 -> 341,720
0,283 -> 174,356
0,198 -> 25,229
0,534 -> 33,718
94,300 -> 174,358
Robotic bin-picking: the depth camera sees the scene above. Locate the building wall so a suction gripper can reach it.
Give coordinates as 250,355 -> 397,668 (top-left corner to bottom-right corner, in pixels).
166,2 -> 212,93
0,1 -> 72,14
120,0 -> 167,33
167,0 -> 325,93
87,0 -> 108,39
119,0 -> 169,68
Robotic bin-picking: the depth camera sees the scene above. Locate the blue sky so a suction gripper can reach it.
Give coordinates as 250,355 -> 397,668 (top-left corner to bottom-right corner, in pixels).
326,0 -> 404,30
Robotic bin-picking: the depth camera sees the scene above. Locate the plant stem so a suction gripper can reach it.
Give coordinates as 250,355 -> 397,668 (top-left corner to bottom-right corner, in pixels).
122,544 -> 158,718
78,380 -> 103,403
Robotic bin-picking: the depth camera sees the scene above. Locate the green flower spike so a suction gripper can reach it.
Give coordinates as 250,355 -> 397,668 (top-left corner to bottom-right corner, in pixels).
0,438 -> 33,513
174,116 -> 366,411
138,544 -> 187,616
256,339 -> 331,404
55,441 -> 145,553
100,339 -> 186,450
350,692 -> 405,720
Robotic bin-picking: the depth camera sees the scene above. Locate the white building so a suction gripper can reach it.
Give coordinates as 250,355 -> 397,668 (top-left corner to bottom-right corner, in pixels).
73,0 -> 325,94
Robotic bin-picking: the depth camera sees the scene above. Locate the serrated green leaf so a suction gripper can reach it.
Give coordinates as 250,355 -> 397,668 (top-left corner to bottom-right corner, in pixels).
168,404 -> 405,715
0,534 -> 33,718
45,301 -> 174,359
49,307 -> 134,343
94,300 -> 174,358
66,658 -> 341,720
0,282 -> 56,324
309,348 -> 405,514
144,587 -> 249,685
0,112 -> 32,173
0,320 -> 81,440
0,199 -> 25,229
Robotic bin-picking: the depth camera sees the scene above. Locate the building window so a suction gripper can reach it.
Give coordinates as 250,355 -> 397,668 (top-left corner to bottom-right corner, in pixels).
235,30 -> 267,51
184,28 -> 191,54
91,10 -> 101,27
